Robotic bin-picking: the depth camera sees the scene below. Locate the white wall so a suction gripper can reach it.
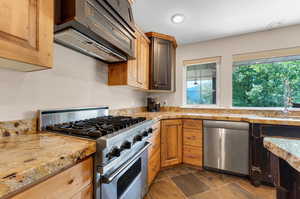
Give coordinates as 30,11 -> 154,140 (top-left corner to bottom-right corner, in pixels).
151,24 -> 300,107
0,44 -> 147,121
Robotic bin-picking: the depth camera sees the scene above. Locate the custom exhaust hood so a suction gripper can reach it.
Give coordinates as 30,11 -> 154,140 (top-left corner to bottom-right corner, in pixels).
54,0 -> 136,63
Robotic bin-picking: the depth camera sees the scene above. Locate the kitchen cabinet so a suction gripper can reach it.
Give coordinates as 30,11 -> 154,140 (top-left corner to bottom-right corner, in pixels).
0,0 -> 53,71
250,123 -> 300,186
250,124 -> 274,186
108,26 -> 150,90
11,157 -> 93,199
182,120 -> 203,167
148,121 -> 161,185
269,152 -> 300,199
146,32 -> 177,91
161,120 -> 182,167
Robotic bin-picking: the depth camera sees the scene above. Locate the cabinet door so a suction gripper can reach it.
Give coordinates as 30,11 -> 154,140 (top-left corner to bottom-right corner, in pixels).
0,0 -> 53,71
127,38 -> 138,87
137,35 -> 149,89
161,120 -> 182,167
250,124 -> 273,185
150,38 -> 172,90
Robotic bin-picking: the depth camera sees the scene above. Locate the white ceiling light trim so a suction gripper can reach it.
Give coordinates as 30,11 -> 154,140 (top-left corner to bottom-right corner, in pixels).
171,14 -> 185,24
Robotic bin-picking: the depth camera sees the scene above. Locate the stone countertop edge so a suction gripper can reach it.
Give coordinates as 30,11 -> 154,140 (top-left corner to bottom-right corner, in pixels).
0,132 -> 96,199
264,137 -> 300,173
127,111 -> 300,126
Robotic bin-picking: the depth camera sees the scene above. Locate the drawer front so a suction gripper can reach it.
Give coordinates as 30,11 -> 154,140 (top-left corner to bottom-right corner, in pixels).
148,132 -> 160,157
183,145 -> 202,166
148,149 -> 160,185
71,184 -> 93,199
12,158 -> 93,199
183,119 -> 203,130
183,129 -> 202,147
148,122 -> 160,156
152,121 -> 161,132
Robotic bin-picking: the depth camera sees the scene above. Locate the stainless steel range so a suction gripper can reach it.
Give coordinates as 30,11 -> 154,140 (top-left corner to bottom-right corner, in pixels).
39,107 -> 153,199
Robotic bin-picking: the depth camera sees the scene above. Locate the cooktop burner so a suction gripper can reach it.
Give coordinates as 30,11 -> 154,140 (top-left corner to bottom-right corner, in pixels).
46,116 -> 146,138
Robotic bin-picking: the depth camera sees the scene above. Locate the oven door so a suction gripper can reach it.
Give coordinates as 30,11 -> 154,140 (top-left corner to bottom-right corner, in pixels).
100,142 -> 150,199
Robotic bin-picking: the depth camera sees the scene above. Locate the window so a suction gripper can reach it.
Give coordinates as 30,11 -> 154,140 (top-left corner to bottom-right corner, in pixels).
183,57 -> 220,106
232,55 -> 300,107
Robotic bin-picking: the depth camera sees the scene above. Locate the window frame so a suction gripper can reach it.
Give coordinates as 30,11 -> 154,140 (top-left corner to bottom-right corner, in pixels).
232,49 -> 300,108
182,57 -> 221,108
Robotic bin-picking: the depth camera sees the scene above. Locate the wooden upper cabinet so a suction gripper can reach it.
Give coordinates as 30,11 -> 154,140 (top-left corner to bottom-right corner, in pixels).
0,0 -> 53,71
137,33 -> 150,88
108,26 -> 149,90
161,119 -> 183,167
146,32 -> 177,91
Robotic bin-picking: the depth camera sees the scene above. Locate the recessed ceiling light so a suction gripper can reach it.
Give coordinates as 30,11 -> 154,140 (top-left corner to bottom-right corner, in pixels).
171,14 -> 185,24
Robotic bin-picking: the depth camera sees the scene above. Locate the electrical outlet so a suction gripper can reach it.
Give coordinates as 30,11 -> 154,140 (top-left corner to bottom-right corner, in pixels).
163,100 -> 167,106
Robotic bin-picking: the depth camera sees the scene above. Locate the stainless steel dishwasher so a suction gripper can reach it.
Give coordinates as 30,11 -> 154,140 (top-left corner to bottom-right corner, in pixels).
203,120 -> 249,175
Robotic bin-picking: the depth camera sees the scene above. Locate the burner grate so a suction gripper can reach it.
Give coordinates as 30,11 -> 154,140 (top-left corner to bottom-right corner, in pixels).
46,116 -> 146,138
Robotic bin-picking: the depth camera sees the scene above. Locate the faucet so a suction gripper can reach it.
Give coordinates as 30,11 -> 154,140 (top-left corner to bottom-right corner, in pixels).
282,80 -> 293,116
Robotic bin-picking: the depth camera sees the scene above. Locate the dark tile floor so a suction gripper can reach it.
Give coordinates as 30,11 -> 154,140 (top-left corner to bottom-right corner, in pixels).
145,165 -> 276,199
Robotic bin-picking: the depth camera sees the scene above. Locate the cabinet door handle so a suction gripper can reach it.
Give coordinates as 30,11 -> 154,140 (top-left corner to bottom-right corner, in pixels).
68,179 -> 74,184
251,166 -> 262,173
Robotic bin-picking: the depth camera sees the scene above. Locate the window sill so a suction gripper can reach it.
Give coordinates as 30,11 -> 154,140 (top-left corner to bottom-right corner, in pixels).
180,105 -> 222,109
180,105 -> 300,111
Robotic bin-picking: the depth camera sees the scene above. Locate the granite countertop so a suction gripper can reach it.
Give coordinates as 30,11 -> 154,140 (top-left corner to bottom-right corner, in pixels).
264,137 -> 300,173
126,111 -> 300,126
0,132 -> 96,199
1,110 -> 300,198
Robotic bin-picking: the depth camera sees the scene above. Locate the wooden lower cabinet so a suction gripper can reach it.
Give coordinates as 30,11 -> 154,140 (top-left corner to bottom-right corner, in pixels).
148,150 -> 160,185
71,184 -> 93,199
11,157 -> 93,199
161,120 -> 182,167
148,122 -> 161,185
182,120 -> 203,167
183,145 -> 202,166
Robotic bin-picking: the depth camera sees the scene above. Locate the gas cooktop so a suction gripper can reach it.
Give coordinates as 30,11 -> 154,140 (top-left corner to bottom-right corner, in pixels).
46,116 -> 147,139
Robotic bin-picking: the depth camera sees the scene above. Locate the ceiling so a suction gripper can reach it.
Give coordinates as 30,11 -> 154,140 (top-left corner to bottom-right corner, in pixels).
132,0 -> 300,45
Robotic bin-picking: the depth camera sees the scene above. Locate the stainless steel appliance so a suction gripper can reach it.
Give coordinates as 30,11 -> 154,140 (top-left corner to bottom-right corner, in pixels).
54,0 -> 136,63
39,107 -> 153,199
203,120 -> 249,175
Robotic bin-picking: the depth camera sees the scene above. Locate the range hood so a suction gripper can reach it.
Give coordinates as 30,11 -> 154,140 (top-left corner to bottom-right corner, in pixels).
54,0 -> 136,63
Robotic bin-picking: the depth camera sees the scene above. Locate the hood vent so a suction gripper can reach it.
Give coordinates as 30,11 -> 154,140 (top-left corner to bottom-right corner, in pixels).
54,0 -> 135,63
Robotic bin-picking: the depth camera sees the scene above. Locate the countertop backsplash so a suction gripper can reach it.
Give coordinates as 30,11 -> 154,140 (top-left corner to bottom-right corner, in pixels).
0,119 -> 37,137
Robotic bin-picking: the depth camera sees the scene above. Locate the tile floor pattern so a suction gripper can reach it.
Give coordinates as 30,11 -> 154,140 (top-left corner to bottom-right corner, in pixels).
144,165 -> 276,199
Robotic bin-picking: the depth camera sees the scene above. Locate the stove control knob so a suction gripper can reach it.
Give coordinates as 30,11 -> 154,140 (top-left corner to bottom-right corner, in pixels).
110,147 -> 121,157
133,135 -> 142,143
148,128 -> 153,134
121,141 -> 131,150
142,131 -> 149,137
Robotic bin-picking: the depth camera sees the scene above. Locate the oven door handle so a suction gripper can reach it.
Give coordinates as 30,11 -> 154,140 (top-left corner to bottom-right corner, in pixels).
101,142 -> 151,184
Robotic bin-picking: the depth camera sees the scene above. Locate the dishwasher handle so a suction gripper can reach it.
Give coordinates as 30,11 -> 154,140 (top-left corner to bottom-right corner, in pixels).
203,120 -> 249,130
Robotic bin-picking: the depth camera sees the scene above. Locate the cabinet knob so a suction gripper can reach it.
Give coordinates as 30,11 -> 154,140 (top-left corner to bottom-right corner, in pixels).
68,179 -> 74,184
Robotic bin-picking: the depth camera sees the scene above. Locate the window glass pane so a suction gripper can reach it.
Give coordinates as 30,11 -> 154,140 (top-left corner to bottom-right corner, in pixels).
186,63 -> 217,105
232,56 -> 300,107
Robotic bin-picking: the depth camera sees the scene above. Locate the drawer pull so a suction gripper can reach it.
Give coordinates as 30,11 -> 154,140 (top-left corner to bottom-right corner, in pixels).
68,179 -> 74,184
